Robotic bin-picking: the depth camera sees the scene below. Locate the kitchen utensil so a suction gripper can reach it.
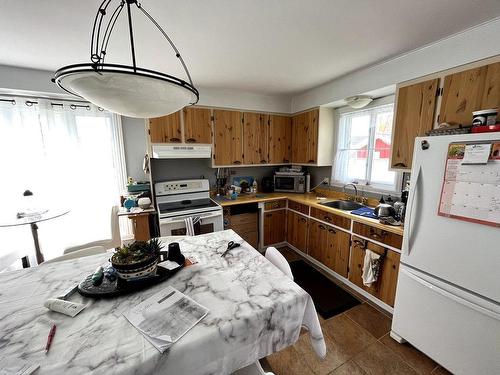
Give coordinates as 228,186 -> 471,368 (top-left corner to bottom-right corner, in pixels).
221,241 -> 241,257
374,203 -> 396,218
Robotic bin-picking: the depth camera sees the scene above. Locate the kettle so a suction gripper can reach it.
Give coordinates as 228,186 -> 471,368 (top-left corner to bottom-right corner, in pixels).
374,203 -> 396,218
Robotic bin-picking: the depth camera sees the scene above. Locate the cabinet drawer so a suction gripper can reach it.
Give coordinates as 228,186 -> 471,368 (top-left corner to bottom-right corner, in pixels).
310,207 -> 350,230
288,200 -> 309,215
353,222 -> 402,249
264,200 -> 286,211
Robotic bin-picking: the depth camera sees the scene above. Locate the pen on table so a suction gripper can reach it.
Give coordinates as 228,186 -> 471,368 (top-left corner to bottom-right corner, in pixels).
45,324 -> 57,354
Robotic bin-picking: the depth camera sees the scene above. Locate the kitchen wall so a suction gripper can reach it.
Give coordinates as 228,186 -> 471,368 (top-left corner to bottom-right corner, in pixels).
292,17 -> 500,112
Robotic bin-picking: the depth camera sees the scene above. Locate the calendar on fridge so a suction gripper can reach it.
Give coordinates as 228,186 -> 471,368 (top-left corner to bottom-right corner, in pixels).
438,141 -> 500,227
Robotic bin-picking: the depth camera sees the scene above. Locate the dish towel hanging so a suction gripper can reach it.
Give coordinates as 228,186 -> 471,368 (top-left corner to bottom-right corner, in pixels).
184,216 -> 201,236
362,249 -> 382,287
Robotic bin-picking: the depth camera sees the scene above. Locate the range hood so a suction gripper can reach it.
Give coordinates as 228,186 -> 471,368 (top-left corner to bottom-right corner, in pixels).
151,144 -> 212,159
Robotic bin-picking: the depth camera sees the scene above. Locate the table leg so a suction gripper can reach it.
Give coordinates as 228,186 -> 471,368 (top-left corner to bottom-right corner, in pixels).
30,222 -> 45,264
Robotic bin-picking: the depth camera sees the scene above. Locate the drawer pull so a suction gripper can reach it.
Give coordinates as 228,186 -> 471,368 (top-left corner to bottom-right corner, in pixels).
283,159 -> 290,163
233,160 -> 241,165
300,218 -> 307,223
394,162 -> 407,168
169,137 -> 181,142
353,239 -> 366,248
328,228 -> 336,234
186,138 -> 197,143
318,224 -> 326,230
324,216 -> 332,221
308,159 -> 315,163
260,159 -> 267,164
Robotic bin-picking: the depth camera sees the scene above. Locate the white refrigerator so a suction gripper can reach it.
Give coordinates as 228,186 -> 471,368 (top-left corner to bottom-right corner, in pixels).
391,133 -> 500,375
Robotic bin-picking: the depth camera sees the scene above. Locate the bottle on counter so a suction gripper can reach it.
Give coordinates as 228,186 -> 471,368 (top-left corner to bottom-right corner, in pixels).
252,180 -> 258,193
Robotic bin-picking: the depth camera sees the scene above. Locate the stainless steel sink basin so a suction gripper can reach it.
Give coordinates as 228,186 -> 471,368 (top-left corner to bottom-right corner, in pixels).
320,200 -> 364,211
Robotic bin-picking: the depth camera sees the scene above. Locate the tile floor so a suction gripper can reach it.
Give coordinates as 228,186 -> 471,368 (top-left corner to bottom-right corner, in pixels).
260,247 -> 453,375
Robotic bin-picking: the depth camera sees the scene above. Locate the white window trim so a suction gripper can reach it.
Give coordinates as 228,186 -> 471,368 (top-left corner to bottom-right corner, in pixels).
331,95 -> 402,194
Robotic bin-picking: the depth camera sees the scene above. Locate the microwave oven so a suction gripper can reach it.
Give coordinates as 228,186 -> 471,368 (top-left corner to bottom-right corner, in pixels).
274,174 -> 310,193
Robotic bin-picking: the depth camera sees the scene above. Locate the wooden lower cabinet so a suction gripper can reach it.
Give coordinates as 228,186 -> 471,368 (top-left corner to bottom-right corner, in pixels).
308,220 -> 350,277
286,211 -> 308,252
263,209 -> 286,246
348,236 -> 400,307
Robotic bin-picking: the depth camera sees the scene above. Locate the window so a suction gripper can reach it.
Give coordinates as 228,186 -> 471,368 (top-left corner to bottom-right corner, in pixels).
332,102 -> 401,192
0,98 -> 129,263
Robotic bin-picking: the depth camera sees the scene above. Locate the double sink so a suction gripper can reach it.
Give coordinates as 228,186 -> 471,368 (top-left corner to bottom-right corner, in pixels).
320,200 -> 364,211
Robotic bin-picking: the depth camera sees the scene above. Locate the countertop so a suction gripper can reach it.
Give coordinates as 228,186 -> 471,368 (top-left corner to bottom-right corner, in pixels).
213,192 -> 404,236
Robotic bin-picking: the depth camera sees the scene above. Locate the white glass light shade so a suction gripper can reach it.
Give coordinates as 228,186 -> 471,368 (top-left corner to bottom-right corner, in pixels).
345,95 -> 373,109
55,68 -> 198,118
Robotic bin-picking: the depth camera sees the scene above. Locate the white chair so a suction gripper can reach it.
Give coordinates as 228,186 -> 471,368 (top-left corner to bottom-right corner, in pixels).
232,361 -> 272,375
265,247 -> 293,280
64,206 -> 121,254
43,246 -> 106,264
0,250 -> 25,272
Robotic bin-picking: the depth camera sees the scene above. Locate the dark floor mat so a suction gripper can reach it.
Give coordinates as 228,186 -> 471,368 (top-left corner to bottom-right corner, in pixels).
290,260 -> 361,319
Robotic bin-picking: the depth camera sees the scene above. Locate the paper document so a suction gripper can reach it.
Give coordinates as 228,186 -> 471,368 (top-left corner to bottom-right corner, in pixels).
124,286 -> 208,353
461,143 -> 492,164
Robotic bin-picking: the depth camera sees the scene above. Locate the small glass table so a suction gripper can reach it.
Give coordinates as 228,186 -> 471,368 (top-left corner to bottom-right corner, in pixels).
0,208 -> 70,265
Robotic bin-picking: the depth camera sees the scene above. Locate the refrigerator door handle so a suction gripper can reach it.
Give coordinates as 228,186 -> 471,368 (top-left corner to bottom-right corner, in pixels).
401,267 -> 500,321
404,165 -> 421,256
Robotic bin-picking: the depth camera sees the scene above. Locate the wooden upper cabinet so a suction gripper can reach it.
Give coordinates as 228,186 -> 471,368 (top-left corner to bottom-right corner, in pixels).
482,62 -> 500,109
269,115 -> 292,164
291,109 -> 319,164
213,109 -> 243,166
439,66 -> 488,126
391,78 -> 439,169
183,107 -> 212,144
149,111 -> 182,143
243,112 -> 269,164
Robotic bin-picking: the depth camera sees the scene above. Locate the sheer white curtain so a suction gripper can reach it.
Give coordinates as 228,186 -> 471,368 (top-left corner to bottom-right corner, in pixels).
0,97 -> 128,263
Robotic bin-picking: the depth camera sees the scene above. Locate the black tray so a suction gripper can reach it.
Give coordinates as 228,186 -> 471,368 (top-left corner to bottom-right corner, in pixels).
78,264 -> 183,298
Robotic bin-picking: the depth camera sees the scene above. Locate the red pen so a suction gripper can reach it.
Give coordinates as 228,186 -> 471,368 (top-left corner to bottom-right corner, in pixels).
45,324 -> 56,354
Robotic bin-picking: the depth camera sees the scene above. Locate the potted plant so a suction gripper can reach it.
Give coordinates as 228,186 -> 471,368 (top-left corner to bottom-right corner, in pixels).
111,238 -> 164,280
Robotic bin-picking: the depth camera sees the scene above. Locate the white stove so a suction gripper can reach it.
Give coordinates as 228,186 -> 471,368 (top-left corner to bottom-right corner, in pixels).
155,179 -> 223,236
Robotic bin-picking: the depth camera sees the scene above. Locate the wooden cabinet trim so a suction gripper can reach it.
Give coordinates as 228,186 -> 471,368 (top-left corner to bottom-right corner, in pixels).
352,222 -> 403,249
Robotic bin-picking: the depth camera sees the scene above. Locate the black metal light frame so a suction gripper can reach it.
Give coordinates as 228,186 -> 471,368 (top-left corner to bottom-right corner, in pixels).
53,0 -> 199,104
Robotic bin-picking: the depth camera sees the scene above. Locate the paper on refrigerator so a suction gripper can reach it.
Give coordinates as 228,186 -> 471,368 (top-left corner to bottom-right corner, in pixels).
123,286 -> 208,353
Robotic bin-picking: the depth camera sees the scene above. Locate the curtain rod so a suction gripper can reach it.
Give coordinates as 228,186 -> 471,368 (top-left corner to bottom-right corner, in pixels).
0,95 -> 103,111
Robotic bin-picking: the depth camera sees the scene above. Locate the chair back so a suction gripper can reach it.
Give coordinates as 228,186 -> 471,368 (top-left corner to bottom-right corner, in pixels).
110,205 -> 121,249
265,247 -> 293,280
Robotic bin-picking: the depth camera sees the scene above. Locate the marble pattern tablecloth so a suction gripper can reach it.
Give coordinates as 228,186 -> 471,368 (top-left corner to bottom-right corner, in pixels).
0,230 -> 317,374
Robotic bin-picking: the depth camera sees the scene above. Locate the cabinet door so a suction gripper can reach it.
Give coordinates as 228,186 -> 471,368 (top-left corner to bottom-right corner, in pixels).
307,220 -> 327,263
243,112 -> 268,164
269,115 -> 292,164
183,107 -> 212,144
263,209 -> 286,246
348,236 -> 379,297
291,113 -> 308,163
213,110 -> 243,166
378,250 -> 400,307
149,111 -> 182,143
439,66 -> 487,126
305,109 -> 319,164
287,211 -> 308,252
391,79 -> 439,169
327,227 -> 350,278
481,62 -> 500,110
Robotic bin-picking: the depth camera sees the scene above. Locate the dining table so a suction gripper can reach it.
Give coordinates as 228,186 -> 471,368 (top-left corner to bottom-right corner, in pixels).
0,229 -> 325,374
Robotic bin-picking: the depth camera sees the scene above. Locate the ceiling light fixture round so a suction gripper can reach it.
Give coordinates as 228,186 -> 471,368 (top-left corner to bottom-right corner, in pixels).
345,95 -> 373,109
53,0 -> 199,118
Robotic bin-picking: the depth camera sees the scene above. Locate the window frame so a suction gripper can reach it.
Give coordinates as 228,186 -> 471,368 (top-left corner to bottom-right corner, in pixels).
331,96 -> 402,194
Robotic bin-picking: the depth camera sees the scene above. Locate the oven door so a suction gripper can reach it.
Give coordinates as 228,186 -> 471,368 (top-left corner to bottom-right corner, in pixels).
274,176 -> 297,192
159,210 -> 223,237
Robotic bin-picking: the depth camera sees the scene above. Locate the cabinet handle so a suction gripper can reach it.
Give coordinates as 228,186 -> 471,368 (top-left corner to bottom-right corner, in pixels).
186,138 -> 197,143
394,162 -> 407,167
300,218 -> 307,223
328,228 -> 336,234
370,232 -> 381,239
169,137 -> 181,142
324,216 -> 332,222
318,224 -> 326,230
260,160 -> 267,164
283,159 -> 290,163
308,159 -> 315,163
353,239 -> 366,248
233,160 -> 241,165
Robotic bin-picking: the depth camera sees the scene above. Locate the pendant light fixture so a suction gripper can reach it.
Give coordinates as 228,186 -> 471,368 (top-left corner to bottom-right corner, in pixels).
53,0 -> 199,118
345,95 -> 373,109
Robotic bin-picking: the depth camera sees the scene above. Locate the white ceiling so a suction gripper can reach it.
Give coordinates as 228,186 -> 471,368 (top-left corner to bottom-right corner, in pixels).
1,0 -> 500,96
